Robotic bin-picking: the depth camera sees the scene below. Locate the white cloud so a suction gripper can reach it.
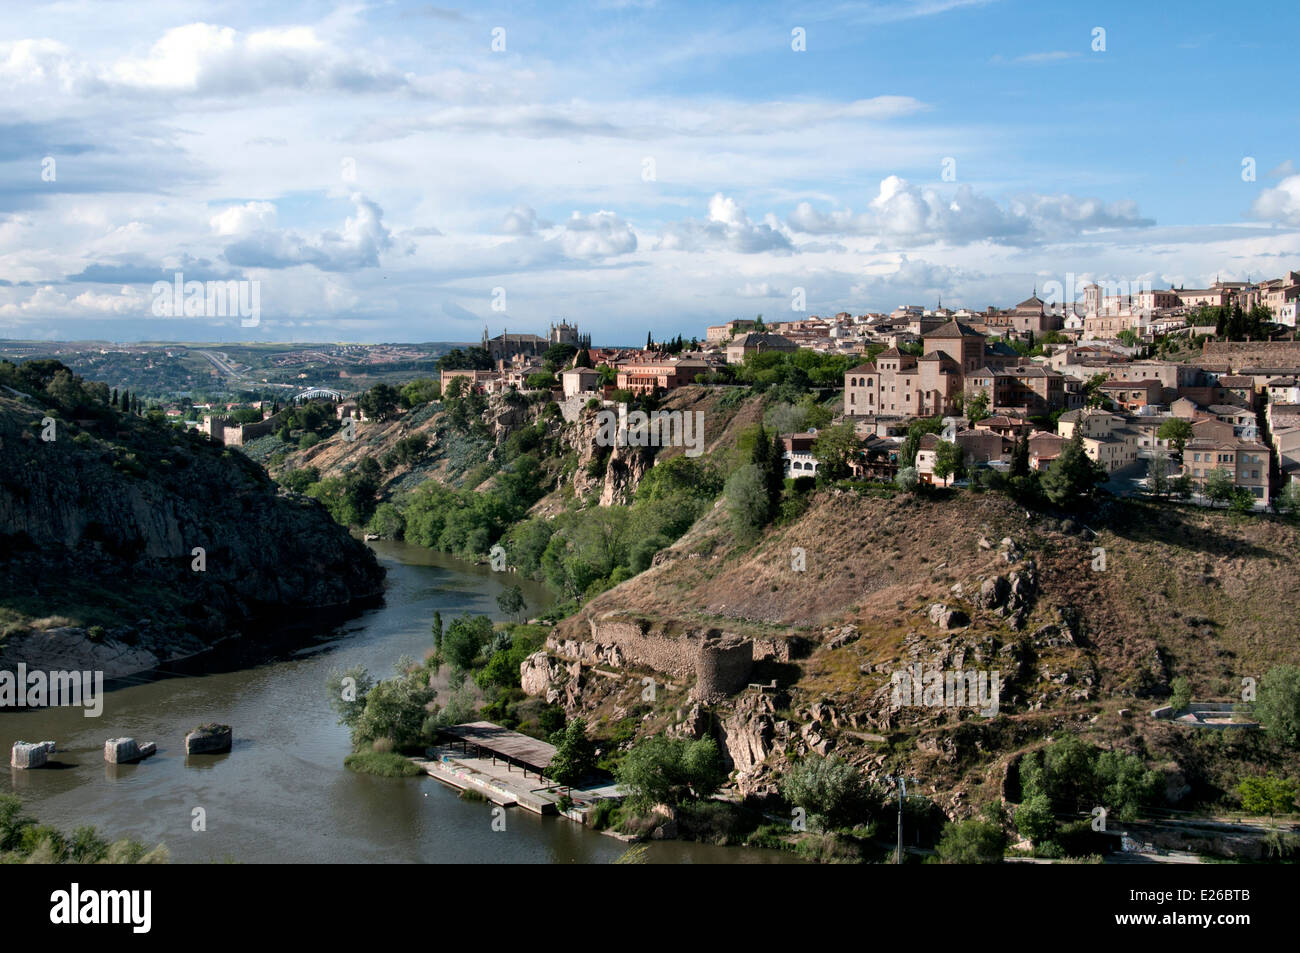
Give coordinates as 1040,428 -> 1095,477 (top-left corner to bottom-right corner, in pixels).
555,210 -> 637,258
221,193 -> 393,271
501,204 -> 551,236
0,23 -> 406,98
1250,175 -> 1300,226
210,201 -> 278,237
658,193 -> 793,254
787,177 -> 1153,246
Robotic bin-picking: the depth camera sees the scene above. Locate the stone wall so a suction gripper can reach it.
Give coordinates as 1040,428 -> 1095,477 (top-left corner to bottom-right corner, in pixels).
587,613 -> 753,702
1202,340 -> 1300,373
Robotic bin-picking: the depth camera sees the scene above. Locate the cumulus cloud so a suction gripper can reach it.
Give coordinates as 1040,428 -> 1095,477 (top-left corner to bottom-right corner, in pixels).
788,177 -> 1153,246
657,193 -> 793,254
222,193 -> 392,271
1250,175 -> 1300,226
501,204 -> 551,236
554,210 -> 637,258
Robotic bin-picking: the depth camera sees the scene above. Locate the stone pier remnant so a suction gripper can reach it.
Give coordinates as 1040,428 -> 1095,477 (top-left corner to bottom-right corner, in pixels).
104,737 -> 157,764
184,723 -> 233,755
11,740 -> 56,769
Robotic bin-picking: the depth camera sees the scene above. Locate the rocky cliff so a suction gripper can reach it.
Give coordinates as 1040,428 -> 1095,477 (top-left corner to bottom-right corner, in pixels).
519,488 -> 1300,817
0,368 -> 385,680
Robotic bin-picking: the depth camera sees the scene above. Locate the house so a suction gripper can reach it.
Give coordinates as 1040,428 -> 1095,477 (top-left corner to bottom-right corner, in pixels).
1099,378 -> 1163,411
615,357 -> 709,395
1184,437 -> 1270,505
724,332 -> 797,364
1265,377 -> 1300,404
781,432 -> 819,479
1057,409 -> 1138,473
561,366 -> 602,399
706,319 -> 760,344
965,364 -> 1067,415
1028,431 -> 1067,470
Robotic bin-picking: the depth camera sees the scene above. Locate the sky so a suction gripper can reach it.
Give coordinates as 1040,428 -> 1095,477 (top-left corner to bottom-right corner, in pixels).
1,0 -> 1299,345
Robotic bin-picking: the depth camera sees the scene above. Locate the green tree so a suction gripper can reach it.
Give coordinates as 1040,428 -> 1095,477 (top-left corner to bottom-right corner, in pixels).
547,718 -> 598,787
1169,676 -> 1192,711
1238,774 -> 1298,819
810,422 -> 859,483
966,391 -> 990,424
615,735 -> 727,809
1157,417 -> 1193,458
901,416 -> 944,466
443,614 -> 494,672
352,667 -> 436,748
1014,794 -> 1057,845
1272,481 -> 1300,519
780,755 -> 873,830
936,818 -> 1006,863
725,463 -> 770,536
1083,374 -> 1110,409
359,383 -> 400,421
932,440 -> 965,485
1256,665 -> 1300,746
1094,750 -> 1164,821
1011,433 -> 1030,478
326,665 -> 374,731
432,611 -> 443,651
496,584 -> 526,621
1040,432 -> 1105,508
1203,467 -> 1236,506
1145,451 -> 1171,497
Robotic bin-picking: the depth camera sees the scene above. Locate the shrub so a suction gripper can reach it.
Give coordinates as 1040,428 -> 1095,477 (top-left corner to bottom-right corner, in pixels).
936,818 -> 1006,863
615,736 -> 727,809
781,755 -> 873,830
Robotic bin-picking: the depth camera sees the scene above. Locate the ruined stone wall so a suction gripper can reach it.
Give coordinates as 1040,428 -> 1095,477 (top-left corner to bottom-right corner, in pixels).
1202,340 -> 1300,373
694,636 -> 754,703
587,614 -> 753,701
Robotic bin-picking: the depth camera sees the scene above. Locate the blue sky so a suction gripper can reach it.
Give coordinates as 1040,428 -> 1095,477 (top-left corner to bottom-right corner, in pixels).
1,0 -> 1298,344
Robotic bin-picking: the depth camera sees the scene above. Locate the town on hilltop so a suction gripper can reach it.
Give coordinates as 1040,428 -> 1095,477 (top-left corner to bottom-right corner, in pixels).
418,269 -> 1300,512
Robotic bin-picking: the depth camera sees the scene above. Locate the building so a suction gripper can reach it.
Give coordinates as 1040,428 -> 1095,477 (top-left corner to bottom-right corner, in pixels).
724,332 -> 797,364
615,357 -> 709,394
781,433 -> 819,479
1184,437 -> 1270,505
966,365 -> 1067,416
560,366 -> 602,399
705,319 -> 760,344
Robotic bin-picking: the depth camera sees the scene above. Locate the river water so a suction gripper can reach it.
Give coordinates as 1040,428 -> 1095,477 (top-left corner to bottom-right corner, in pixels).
1,541 -> 795,864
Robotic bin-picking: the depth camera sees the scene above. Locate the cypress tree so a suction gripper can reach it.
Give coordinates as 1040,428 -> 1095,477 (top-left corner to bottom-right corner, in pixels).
432,611 -> 443,651
1011,433 -> 1030,478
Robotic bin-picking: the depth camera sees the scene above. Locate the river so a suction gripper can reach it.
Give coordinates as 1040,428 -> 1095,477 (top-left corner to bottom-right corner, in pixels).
1,540 -> 796,864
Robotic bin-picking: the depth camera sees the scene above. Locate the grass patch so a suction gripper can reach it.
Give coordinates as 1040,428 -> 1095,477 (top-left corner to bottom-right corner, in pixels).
343,751 -> 422,778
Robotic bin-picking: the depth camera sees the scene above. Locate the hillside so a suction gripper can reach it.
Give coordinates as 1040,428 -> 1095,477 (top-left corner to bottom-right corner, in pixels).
0,362 -> 385,680
532,488 -> 1300,815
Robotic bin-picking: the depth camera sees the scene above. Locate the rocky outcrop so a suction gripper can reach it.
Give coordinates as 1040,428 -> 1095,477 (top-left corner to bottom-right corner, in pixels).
11,740 -> 56,768
927,603 -> 969,630
185,723 -> 232,755
720,692 -> 778,776
0,382 -> 385,679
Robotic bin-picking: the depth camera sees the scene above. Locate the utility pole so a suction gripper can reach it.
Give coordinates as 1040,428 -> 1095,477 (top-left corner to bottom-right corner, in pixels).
886,775 -> 920,864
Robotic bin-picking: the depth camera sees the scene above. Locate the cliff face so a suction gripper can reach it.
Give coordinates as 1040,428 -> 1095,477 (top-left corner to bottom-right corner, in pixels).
522,490 -> 1300,814
0,384 -> 385,678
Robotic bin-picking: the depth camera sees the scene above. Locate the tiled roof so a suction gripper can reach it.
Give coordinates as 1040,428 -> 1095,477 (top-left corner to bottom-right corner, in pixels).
927,320 -> 985,339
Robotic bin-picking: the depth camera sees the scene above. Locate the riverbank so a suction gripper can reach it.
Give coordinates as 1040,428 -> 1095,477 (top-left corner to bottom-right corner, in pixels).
1,542 -> 798,863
